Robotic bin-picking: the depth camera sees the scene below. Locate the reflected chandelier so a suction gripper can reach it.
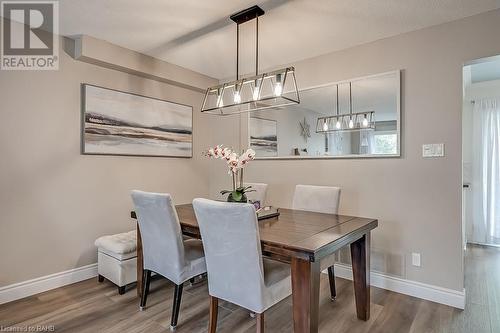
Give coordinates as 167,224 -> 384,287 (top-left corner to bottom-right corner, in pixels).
316,82 -> 375,133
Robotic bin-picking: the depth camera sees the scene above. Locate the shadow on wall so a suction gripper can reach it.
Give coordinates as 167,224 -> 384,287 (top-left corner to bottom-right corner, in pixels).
145,0 -> 297,56
337,221 -> 405,279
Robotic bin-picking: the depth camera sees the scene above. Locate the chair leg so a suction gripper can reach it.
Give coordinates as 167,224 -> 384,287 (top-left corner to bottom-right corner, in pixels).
328,265 -> 337,301
256,312 -> 265,333
140,269 -> 152,310
170,283 -> 184,330
98,274 -> 104,283
118,286 -> 126,295
208,296 -> 218,333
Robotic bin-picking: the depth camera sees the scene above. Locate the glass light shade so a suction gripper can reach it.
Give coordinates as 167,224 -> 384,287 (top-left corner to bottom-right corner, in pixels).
233,91 -> 241,104
252,84 -> 260,101
322,120 -> 329,131
335,120 -> 342,129
362,116 -> 369,127
315,111 -> 376,133
274,82 -> 283,96
201,67 -> 300,115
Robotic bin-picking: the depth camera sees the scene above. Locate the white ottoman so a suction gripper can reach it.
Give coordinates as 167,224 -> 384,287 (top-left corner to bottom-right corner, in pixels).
95,230 -> 137,295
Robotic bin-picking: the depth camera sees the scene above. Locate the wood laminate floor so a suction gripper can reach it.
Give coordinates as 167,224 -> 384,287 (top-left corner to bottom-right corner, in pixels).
1,244 -> 499,332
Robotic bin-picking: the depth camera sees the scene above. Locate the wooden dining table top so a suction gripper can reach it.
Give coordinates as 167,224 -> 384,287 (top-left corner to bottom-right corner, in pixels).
131,203 -> 377,332
131,204 -> 378,263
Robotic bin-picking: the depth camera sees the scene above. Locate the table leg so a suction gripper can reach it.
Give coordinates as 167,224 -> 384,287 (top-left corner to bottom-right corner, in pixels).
350,232 -> 371,321
136,222 -> 143,298
291,257 -> 320,333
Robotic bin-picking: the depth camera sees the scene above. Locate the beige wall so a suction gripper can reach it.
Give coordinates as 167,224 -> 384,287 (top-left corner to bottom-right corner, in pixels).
208,9 -> 500,291
0,22 -> 217,286
3,9 -> 500,293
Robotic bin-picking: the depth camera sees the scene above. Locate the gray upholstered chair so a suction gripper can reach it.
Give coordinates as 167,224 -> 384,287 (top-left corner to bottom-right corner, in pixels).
244,182 -> 268,206
192,198 -> 291,333
131,190 -> 207,330
292,184 -> 341,300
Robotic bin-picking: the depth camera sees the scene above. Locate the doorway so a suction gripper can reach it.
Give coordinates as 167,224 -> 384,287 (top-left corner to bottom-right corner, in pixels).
463,56 -> 500,247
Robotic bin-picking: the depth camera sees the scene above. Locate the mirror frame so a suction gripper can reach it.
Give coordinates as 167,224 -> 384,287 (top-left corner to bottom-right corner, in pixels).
249,70 -> 401,160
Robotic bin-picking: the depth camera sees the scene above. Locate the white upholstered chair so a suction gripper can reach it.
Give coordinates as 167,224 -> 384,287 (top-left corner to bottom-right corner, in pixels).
131,190 -> 207,330
192,198 -> 291,333
292,184 -> 341,300
292,184 -> 341,215
244,182 -> 268,206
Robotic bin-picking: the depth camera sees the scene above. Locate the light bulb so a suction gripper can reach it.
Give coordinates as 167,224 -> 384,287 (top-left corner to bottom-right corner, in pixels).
253,87 -> 260,101
274,82 -> 282,96
274,74 -> 283,96
216,89 -> 223,107
348,118 -> 354,129
362,116 -> 368,127
335,120 -> 341,129
323,121 -> 329,131
233,91 -> 241,104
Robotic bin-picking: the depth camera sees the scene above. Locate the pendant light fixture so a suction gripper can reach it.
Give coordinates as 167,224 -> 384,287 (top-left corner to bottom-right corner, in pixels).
316,82 -> 375,133
201,5 -> 300,115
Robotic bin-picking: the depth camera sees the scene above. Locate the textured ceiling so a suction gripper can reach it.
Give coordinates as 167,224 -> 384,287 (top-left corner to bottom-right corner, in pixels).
56,0 -> 500,79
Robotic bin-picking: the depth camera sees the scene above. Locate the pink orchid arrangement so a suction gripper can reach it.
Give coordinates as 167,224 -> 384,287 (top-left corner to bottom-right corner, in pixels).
205,145 -> 256,174
205,145 -> 256,202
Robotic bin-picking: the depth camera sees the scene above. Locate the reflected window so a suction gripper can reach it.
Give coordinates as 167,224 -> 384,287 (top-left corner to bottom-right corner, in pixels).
373,132 -> 397,155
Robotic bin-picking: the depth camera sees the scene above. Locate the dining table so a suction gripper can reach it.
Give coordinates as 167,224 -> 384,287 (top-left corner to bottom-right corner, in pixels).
130,204 -> 378,333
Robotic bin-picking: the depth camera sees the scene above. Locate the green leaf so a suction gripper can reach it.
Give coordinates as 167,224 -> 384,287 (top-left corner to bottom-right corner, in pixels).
231,190 -> 243,201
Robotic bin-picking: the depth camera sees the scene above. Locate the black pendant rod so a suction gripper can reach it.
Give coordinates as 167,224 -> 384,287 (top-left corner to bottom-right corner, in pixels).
256,16 -> 259,76
230,5 -> 265,80
336,84 -> 339,116
349,82 -> 353,118
236,24 -> 239,80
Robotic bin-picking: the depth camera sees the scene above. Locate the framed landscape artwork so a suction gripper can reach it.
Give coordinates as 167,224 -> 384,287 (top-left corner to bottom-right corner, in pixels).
82,84 -> 193,157
249,117 -> 278,157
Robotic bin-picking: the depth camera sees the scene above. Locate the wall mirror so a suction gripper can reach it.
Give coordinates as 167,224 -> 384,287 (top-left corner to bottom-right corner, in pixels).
247,70 -> 401,159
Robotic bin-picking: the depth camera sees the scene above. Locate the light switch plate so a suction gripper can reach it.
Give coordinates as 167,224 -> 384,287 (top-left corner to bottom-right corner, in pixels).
422,143 -> 445,157
412,253 -> 421,267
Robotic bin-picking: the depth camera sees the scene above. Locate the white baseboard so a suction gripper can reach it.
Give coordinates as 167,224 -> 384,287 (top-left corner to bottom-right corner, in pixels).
0,263 -> 98,305
329,263 -> 465,309
0,262 -> 466,309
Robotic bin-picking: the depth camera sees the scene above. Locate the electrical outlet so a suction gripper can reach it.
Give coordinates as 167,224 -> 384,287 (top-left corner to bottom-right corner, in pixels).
412,253 -> 421,267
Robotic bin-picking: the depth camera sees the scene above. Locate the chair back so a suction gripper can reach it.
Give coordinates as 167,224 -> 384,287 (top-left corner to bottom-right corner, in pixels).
292,185 -> 341,214
131,190 -> 185,281
244,182 -> 268,206
192,198 -> 265,310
